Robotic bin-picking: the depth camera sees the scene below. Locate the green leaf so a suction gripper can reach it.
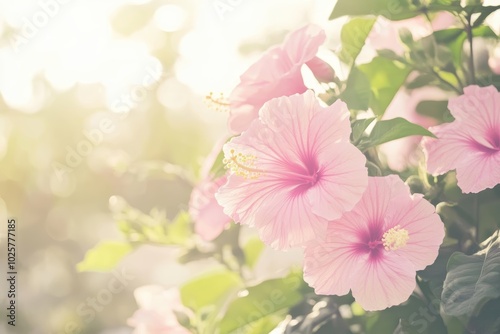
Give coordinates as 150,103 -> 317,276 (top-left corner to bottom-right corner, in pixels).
415,100 -> 452,121
231,313 -> 285,334
472,5 -> 500,27
468,297 -> 500,334
351,117 -> 376,144
367,296 -> 446,334
366,161 -> 383,176
243,237 -> 265,269
209,148 -> 226,178
219,271 -> 303,334
340,67 -> 371,110
166,211 -> 192,245
359,57 -> 411,116
339,17 -> 376,64
434,26 -> 497,67
406,74 -> 438,89
358,117 -> 436,151
330,0 -> 420,20
76,241 -> 133,272
377,48 -> 405,62
441,231 -> 500,317
180,270 -> 243,313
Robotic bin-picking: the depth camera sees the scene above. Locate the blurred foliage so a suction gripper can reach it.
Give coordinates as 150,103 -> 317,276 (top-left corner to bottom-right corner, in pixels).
1,0 -> 500,333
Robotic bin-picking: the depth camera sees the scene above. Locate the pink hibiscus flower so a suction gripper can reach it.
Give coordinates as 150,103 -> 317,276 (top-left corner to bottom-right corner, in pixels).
127,286 -> 191,334
422,85 -> 500,193
228,24 -> 327,134
189,137 -> 232,241
189,175 -> 231,241
216,91 -> 368,249
303,175 -> 444,311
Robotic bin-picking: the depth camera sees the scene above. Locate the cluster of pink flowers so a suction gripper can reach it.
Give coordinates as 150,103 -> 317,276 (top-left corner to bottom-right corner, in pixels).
187,24 -> 500,314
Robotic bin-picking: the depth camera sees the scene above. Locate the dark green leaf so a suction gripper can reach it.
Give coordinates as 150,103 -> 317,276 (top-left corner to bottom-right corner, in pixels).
441,231 -> 500,317
433,26 -> 497,67
406,74 -> 438,89
219,271 -> 303,334
351,117 -> 376,144
377,48 -> 405,61
472,5 -> 500,27
340,67 -> 371,110
464,4 -> 500,16
339,17 -> 376,64
366,309 -> 399,334
468,297 -> 500,334
415,100 -> 452,121
367,161 -> 382,176
359,57 -> 411,116
433,28 -> 463,44
358,117 -> 436,151
368,296 -> 446,334
399,27 -> 414,45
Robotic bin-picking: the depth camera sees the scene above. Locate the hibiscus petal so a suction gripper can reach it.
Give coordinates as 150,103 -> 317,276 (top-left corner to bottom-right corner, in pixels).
303,234 -> 365,296
456,150 -> 500,193
228,25 -> 326,134
255,192 -> 327,249
423,122 -> 473,175
190,176 -> 232,241
385,192 -> 444,270
308,145 -> 367,220
351,252 -> 416,311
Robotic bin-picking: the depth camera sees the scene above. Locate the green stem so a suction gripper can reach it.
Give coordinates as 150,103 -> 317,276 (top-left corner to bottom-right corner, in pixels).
416,276 -> 433,304
429,68 -> 463,94
465,15 -> 476,85
452,70 -> 465,91
474,193 -> 480,243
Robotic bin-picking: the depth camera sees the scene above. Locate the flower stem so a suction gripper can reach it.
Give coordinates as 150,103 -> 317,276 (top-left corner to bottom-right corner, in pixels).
465,15 -> 476,85
429,68 -> 463,94
474,193 -> 480,243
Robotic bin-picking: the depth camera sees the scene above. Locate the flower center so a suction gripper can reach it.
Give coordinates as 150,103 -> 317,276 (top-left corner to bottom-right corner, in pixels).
223,150 -> 262,179
382,225 -> 409,251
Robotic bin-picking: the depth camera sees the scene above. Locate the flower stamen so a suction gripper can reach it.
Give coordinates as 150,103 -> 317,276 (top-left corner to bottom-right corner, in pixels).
382,225 -> 409,251
205,92 -> 230,112
223,149 -> 263,179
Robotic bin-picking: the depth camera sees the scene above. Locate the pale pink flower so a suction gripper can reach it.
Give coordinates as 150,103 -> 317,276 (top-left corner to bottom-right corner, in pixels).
303,175 -> 444,311
228,24 -> 327,134
128,286 -> 191,334
379,86 -> 448,171
216,91 -> 368,249
189,137 -> 231,241
189,175 -> 231,241
423,85 -> 500,193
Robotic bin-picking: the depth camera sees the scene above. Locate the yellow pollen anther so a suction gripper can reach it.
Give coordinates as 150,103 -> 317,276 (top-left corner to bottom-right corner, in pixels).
224,150 -> 262,179
382,225 -> 409,251
205,92 -> 230,112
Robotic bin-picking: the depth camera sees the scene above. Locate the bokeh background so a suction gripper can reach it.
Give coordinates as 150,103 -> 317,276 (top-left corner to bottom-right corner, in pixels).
0,0 -> 348,333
